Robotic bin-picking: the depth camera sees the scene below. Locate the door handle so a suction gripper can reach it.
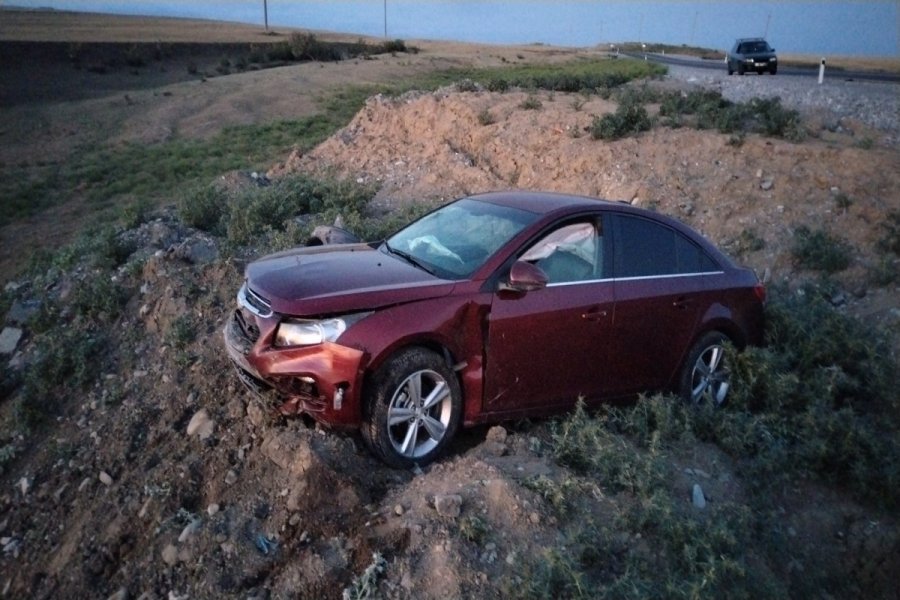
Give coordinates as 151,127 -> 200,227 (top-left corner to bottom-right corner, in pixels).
582,310 -> 609,321
672,297 -> 693,310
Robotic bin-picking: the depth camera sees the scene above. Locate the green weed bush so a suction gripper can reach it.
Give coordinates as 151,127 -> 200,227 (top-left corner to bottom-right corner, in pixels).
486,78 -> 510,92
530,400 -> 782,598
658,90 -> 804,140
790,226 -> 852,273
727,288 -> 899,505
590,100 -> 651,140
383,39 -> 408,53
178,183 -> 228,233
476,109 -> 496,126
180,175 -> 375,246
519,95 -> 543,110
70,273 -> 128,323
16,330 -> 107,428
877,210 -> 900,255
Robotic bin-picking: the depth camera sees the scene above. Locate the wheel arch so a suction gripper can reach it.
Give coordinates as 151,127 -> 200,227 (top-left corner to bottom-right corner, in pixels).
361,336 -> 466,411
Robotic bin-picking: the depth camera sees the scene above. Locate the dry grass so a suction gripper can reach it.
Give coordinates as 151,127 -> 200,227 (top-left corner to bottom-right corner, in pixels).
0,9 -> 291,43
778,53 -> 900,74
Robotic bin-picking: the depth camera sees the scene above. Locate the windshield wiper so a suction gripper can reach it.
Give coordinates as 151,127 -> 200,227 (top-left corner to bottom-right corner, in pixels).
384,241 -> 436,275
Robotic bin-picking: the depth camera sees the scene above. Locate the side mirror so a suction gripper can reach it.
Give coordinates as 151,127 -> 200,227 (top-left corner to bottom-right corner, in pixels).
501,260 -> 548,292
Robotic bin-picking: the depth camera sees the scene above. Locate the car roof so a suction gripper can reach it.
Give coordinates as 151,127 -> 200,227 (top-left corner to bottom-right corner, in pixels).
468,190 -> 625,215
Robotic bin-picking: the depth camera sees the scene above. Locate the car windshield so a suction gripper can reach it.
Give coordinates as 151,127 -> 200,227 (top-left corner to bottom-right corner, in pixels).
743,41 -> 770,53
384,198 -> 539,279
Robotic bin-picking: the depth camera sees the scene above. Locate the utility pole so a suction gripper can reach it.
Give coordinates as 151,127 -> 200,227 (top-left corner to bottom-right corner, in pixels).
384,0 -> 388,39
263,0 -> 268,32
690,11 -> 698,45
764,12 -> 771,38
638,13 -> 644,43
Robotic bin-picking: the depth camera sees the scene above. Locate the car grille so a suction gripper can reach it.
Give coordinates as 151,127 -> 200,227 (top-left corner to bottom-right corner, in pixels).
234,308 -> 260,343
239,284 -> 273,318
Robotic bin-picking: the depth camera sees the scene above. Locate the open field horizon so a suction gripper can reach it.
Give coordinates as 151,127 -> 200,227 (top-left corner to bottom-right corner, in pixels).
2,7 -> 899,73
5,0 -> 898,56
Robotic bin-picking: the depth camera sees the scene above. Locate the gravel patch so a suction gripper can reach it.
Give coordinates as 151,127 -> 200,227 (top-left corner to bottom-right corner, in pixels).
664,63 -> 900,147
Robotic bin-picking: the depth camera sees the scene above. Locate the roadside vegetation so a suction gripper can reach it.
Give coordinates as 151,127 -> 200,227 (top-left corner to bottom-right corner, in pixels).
588,85 -> 804,142
512,285 -> 898,598
1,57 -> 662,230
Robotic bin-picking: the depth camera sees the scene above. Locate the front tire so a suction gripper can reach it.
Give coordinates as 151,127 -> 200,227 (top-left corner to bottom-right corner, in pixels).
362,348 -> 462,469
680,332 -> 731,406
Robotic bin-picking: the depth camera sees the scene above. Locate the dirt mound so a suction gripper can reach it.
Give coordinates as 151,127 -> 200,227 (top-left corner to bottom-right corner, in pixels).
274,86 -> 900,330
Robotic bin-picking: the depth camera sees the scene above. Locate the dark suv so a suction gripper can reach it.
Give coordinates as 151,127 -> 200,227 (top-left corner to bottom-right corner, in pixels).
727,38 -> 777,75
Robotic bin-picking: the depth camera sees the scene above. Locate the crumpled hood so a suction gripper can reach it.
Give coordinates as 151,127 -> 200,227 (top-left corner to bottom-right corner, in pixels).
245,244 -> 454,316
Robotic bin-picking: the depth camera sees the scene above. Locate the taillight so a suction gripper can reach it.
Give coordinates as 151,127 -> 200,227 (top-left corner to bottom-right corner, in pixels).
753,283 -> 767,304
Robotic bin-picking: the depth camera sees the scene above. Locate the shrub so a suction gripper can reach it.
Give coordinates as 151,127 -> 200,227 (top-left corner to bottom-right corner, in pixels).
833,191 -> 853,212
476,109 -> 496,126
877,210 -> 900,255
590,100 -> 651,141
266,42 -> 295,62
124,44 -> 146,68
289,33 -> 343,62
458,514 -> 489,544
725,287 -> 899,506
215,175 -> 375,246
790,226 -> 852,273
486,78 -> 509,92
70,273 -> 128,323
178,183 -> 228,234
456,78 -> 478,92
533,399 -> 783,598
119,197 -> 153,229
383,39 -> 407,53
167,314 -> 197,350
733,228 -> 766,257
869,256 -> 898,286
660,90 -> 804,140
519,95 -> 543,110
16,330 -> 107,428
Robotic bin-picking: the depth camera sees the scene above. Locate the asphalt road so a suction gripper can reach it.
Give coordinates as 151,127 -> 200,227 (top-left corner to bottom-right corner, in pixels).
625,52 -> 900,84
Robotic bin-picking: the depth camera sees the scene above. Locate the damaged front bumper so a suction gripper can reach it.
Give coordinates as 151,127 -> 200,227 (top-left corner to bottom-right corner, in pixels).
223,309 -> 366,427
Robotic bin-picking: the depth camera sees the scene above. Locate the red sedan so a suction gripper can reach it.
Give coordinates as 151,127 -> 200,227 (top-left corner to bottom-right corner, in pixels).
224,191 -> 765,467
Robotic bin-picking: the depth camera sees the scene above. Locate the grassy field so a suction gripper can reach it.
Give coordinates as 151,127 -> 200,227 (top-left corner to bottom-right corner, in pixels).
0,57 -> 663,230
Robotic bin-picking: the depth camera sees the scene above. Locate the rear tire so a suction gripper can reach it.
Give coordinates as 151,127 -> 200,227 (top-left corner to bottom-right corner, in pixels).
679,332 -> 731,406
361,348 -> 462,469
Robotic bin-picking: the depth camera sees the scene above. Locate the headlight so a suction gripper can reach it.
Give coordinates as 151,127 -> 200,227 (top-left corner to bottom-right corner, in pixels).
274,312 -> 371,347
769,57 -> 777,62
744,58 -> 754,63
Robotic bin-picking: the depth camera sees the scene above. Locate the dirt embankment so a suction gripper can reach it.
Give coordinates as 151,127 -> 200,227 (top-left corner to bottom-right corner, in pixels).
278,87 -> 900,326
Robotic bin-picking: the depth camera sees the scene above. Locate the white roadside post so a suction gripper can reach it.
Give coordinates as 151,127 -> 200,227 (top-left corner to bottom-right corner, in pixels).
818,58 -> 826,84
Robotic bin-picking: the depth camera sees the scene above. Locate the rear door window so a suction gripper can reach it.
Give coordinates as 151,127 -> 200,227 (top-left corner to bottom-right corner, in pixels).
613,215 -> 718,278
